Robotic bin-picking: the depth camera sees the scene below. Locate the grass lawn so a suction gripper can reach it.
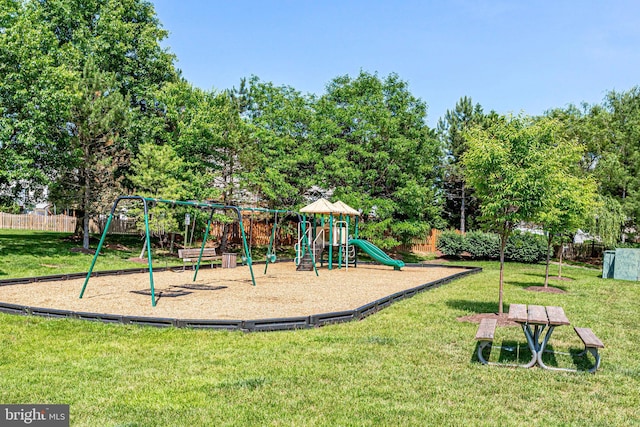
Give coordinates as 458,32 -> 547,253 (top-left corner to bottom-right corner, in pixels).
0,229 -> 202,279
1,230 -> 639,425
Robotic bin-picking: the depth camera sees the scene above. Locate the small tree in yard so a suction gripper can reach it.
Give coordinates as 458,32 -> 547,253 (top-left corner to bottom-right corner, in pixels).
537,173 -> 597,287
463,115 -> 580,314
129,143 -> 190,250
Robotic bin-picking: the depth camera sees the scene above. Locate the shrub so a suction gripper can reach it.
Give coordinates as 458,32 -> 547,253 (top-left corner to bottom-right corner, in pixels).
505,232 -> 548,263
436,229 -> 547,263
466,231 -> 500,259
436,230 -> 466,257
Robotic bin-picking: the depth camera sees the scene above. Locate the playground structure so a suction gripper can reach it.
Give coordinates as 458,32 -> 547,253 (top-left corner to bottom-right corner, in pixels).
79,195 -> 317,306
296,198 -> 404,271
79,195 -> 404,307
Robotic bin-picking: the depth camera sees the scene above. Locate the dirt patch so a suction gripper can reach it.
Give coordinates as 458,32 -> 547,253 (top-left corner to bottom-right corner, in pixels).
69,247 -> 96,255
524,285 -> 566,294
105,243 -> 131,251
127,257 -> 149,264
457,312 -> 518,327
548,276 -> 573,282
0,263 -> 469,320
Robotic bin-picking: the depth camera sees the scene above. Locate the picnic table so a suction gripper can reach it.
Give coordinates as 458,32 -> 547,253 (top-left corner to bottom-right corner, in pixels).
508,304 -> 570,370
475,303 -> 604,372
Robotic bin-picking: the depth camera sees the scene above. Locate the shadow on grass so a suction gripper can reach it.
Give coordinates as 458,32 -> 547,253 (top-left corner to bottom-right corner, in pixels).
0,231 -> 81,258
0,231 -> 145,260
505,281 -> 569,292
447,299 -> 501,314
472,342 -> 595,370
539,346 -> 597,372
569,348 -> 599,372
477,344 -> 600,372
521,271 -> 576,281
472,340 -> 536,365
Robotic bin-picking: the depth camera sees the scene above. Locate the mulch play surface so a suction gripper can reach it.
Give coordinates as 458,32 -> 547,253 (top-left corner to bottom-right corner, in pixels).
0,263 -> 469,320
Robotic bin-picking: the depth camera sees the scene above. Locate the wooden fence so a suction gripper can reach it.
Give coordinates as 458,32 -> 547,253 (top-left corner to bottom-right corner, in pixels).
395,229 -> 441,254
0,213 -> 137,235
0,213 -> 77,233
1,212 -> 443,253
208,221 -> 296,246
89,218 -> 138,235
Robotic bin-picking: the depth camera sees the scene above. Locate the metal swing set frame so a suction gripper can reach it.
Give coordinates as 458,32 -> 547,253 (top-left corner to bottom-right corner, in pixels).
79,195 -> 317,307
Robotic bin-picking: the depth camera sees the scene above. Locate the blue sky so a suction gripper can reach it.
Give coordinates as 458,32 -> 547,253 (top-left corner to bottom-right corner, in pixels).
150,0 -> 639,126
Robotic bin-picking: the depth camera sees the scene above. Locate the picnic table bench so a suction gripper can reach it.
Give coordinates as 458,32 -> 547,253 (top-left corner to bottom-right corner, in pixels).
177,247 -> 221,270
475,318 -> 498,365
475,304 -> 604,373
574,327 -> 604,373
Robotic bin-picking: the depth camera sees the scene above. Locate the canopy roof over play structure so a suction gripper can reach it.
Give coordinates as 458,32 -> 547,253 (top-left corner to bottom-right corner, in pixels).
299,198 -> 360,216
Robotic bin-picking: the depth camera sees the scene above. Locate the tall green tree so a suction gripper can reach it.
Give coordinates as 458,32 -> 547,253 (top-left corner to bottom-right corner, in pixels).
547,90 -> 640,243
314,71 -> 443,248
0,0 -> 176,215
587,195 -> 626,249
463,115 -> 580,313
437,96 -> 485,232
129,142 -> 189,248
158,80 -> 236,202
0,1 -> 76,200
158,80 -> 249,251
243,76 -> 317,210
600,88 -> 640,235
537,172 -> 597,286
49,59 -> 129,250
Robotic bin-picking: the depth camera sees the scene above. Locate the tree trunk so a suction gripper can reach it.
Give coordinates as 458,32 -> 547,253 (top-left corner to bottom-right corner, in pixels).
74,210 -> 84,237
558,238 -> 564,279
498,233 -> 506,314
83,214 -> 90,250
82,164 -> 91,250
220,222 -> 230,253
544,233 -> 552,287
460,183 -> 466,233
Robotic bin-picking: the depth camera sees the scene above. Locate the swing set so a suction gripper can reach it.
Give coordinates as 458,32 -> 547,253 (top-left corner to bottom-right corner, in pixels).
79,196 -> 317,307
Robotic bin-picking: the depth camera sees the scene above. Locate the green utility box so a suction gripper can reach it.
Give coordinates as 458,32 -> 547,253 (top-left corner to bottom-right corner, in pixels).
612,248 -> 640,281
602,250 -> 616,279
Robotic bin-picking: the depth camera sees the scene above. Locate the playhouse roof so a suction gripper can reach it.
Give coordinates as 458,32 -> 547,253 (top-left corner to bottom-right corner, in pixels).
300,198 -> 360,216
333,200 -> 360,216
300,198 -> 340,214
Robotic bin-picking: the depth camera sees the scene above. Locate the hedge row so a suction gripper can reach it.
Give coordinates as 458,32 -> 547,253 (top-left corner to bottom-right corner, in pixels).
436,230 -> 548,263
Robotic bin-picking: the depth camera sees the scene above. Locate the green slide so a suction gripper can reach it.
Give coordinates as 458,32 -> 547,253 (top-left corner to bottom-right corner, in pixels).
349,239 -> 405,270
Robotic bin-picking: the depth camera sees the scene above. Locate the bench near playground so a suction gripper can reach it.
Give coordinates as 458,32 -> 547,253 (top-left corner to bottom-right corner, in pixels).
177,248 -> 221,270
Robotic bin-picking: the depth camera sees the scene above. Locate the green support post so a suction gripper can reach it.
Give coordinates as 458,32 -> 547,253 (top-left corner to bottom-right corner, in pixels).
79,213 -> 114,299
299,216 -> 319,276
82,196 -> 290,306
192,210 -> 213,282
328,214 -> 334,270
237,211 -> 257,286
338,215 -> 343,269
264,217 -> 278,274
142,202 -> 156,306
80,195 -> 155,306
